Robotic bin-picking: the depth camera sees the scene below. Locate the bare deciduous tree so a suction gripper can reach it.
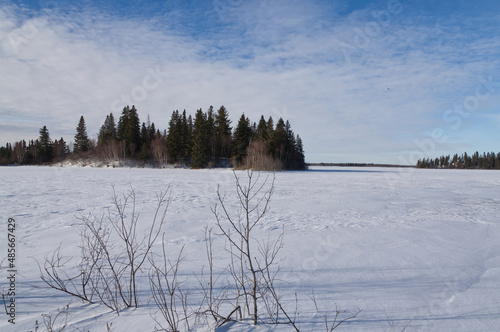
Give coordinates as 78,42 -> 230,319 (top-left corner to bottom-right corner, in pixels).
211,170 -> 298,329
243,141 -> 283,171
151,136 -> 168,168
14,141 -> 26,164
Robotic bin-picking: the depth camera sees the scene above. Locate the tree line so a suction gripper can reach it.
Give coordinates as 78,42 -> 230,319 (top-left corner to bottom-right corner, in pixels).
0,105 -> 306,170
416,151 -> 500,169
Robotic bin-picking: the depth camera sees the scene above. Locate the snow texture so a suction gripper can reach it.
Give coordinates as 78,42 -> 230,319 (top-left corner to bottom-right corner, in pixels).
1,166 -> 499,331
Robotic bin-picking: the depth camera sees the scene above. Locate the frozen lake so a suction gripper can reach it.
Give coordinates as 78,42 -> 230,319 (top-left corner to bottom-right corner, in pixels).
1,166 -> 499,331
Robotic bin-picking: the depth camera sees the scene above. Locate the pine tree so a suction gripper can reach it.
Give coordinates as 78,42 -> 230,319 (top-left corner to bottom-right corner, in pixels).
74,116 -> 91,154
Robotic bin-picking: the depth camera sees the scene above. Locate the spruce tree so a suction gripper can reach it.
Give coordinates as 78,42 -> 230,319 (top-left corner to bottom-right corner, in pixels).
38,126 -> 53,163
207,106 -> 215,162
166,110 -> 181,163
295,134 -> 306,170
255,115 -> 268,142
0,144 -> 13,164
140,122 -> 149,161
180,110 -> 189,162
186,114 -> 194,162
74,116 -> 91,154
128,105 -> 141,153
214,105 -> 232,160
266,116 -> 275,155
271,118 -> 287,162
191,109 -> 208,168
117,105 -> 141,156
98,113 -> 117,146
232,113 -> 252,165
57,138 -> 69,158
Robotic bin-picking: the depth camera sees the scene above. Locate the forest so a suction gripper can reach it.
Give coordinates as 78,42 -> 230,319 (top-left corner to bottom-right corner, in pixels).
416,151 -> 500,169
0,105 -> 306,170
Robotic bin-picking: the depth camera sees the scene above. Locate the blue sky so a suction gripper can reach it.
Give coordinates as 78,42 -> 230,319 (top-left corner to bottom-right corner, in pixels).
0,0 -> 499,164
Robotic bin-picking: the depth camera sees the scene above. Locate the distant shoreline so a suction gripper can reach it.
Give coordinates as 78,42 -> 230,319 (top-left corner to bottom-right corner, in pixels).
307,163 -> 415,168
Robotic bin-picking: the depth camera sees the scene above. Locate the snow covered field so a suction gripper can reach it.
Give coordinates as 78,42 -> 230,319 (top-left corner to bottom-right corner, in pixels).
1,166 -> 500,331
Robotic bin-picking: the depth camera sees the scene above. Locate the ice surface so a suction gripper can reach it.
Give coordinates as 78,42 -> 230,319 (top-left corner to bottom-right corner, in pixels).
1,166 -> 499,331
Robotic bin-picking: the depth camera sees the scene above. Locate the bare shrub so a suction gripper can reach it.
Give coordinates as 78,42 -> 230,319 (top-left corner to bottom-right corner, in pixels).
39,186 -> 170,314
308,291 -> 362,331
40,303 -> 71,332
194,227 -> 232,328
149,236 -> 191,331
37,244 -> 97,305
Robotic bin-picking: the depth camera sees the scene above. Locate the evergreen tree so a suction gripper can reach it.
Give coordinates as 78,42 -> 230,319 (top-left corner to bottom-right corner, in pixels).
140,122 -> 149,161
207,106 -> 215,162
180,110 -> 189,162
74,116 -> 91,154
140,115 -> 155,149
232,113 -> 253,165
98,113 -> 117,146
191,109 -> 209,168
128,106 -> 141,152
149,122 -> 156,141
255,115 -> 268,142
0,143 -> 13,164
186,114 -> 193,162
38,125 -> 53,163
295,134 -> 306,170
117,105 -> 141,156
271,118 -> 287,162
214,105 -> 232,160
266,116 -> 275,155
54,137 -> 69,159
166,110 -> 181,163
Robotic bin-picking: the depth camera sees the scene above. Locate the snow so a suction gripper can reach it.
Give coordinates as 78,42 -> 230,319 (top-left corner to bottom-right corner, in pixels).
1,166 -> 500,331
